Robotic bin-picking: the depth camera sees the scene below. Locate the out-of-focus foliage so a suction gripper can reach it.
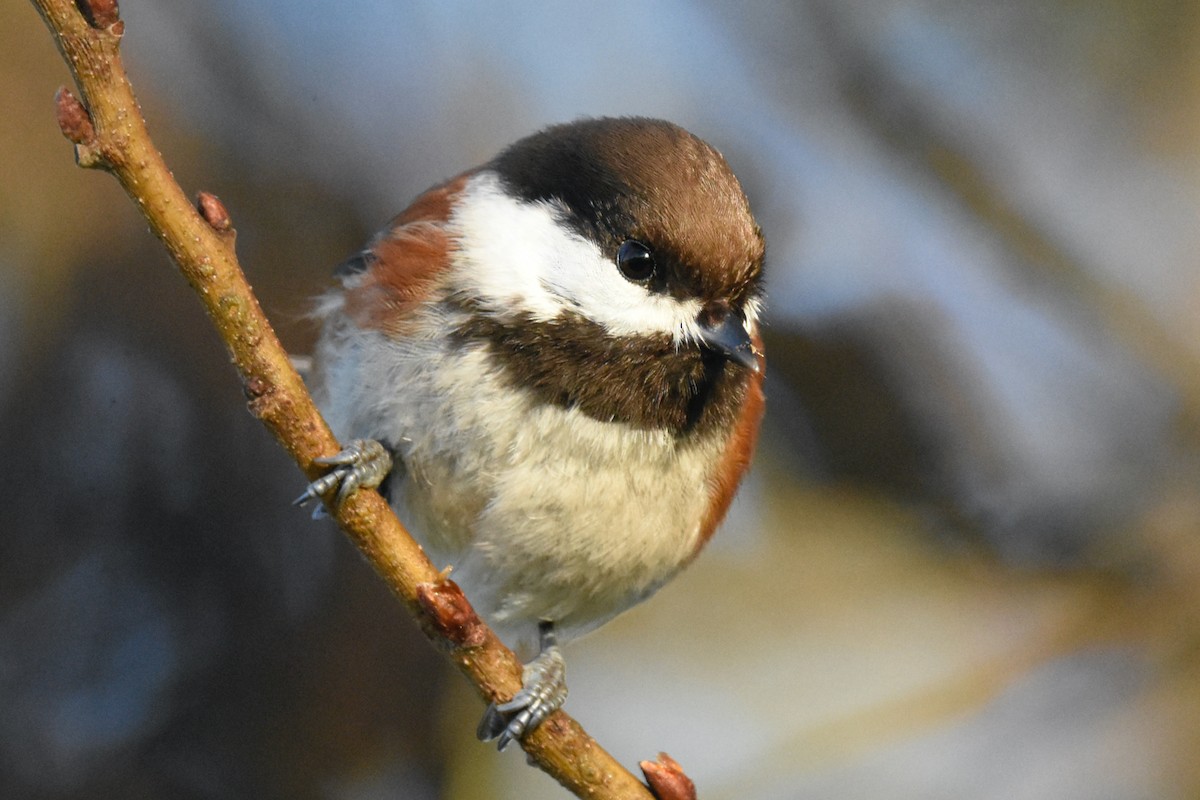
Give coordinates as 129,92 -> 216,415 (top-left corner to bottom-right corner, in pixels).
4,1 -> 1200,798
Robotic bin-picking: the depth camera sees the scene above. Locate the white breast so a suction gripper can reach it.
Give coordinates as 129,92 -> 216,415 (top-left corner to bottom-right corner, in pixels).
313,304 -> 725,655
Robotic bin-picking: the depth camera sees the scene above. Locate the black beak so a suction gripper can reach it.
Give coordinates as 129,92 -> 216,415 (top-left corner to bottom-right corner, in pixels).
699,310 -> 761,373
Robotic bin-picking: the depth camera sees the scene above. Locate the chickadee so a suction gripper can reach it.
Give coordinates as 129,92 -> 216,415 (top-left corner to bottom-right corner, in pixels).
297,117 -> 765,749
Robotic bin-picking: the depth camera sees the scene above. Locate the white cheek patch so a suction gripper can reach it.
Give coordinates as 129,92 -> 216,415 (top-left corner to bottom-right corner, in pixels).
450,171 -> 705,342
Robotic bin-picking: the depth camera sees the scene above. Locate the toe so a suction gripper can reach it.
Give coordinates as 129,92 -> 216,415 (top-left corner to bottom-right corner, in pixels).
476,641 -> 567,750
295,439 -> 394,512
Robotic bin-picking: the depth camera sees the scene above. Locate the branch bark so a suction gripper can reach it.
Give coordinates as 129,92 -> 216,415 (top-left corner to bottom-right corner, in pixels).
30,1 -> 674,797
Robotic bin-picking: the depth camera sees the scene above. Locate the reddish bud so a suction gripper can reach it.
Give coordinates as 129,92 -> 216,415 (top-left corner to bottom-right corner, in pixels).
417,579 -> 487,648
197,191 -> 233,233
243,376 -> 269,399
76,0 -> 121,31
242,374 -> 274,419
640,753 -> 696,800
55,87 -> 95,146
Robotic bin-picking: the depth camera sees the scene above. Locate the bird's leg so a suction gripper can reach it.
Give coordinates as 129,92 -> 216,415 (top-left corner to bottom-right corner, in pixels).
477,620 -> 567,751
293,438 -> 393,517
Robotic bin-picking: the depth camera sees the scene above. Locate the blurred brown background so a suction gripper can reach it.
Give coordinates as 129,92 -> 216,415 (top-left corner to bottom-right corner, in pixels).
4,1 -> 1200,798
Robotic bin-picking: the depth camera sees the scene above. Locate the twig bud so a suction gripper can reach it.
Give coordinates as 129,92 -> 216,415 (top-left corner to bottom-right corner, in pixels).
55,87 -> 95,146
75,0 -> 123,33
196,191 -> 233,233
417,579 -> 488,648
640,753 -> 696,800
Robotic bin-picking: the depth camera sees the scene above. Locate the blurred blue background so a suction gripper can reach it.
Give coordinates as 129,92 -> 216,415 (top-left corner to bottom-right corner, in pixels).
5,1 -> 1200,798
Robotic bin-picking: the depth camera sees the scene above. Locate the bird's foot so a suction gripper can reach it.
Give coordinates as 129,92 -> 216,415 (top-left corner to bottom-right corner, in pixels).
293,438 -> 393,517
478,621 -> 567,751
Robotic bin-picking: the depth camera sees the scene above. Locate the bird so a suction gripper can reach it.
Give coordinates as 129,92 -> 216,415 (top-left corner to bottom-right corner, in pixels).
296,116 -> 765,750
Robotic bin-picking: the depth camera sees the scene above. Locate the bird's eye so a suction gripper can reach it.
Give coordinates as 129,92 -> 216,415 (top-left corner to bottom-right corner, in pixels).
616,240 -> 656,283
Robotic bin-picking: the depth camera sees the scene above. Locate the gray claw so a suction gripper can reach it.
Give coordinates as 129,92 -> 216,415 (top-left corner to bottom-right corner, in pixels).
294,439 -> 393,515
478,621 -> 567,751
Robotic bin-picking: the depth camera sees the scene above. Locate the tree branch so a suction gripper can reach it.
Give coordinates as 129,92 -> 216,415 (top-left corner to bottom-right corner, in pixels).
30,1 -> 685,797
